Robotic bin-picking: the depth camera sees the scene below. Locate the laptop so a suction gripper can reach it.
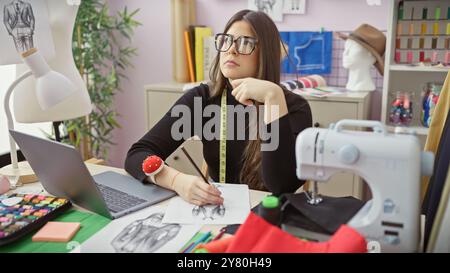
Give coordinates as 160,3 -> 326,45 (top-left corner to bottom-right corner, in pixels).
10,130 -> 176,219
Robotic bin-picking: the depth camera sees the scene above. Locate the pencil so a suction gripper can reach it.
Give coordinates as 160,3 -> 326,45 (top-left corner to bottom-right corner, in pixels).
181,146 -> 210,185
186,231 -> 211,253
181,242 -> 195,253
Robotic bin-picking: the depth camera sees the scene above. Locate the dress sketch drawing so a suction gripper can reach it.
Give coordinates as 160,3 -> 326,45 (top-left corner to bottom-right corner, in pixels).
192,204 -> 226,220
3,0 -> 35,52
192,185 -> 226,220
254,0 -> 276,14
111,213 -> 181,253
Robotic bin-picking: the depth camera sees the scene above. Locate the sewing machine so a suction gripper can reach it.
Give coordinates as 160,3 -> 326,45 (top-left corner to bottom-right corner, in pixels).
295,119 -> 434,253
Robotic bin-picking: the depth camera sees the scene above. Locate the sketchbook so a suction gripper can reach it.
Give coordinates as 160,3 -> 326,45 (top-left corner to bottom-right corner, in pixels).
74,205 -> 201,253
162,183 -> 251,225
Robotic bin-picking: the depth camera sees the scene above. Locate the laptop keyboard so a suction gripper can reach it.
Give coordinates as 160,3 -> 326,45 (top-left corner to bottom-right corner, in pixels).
95,183 -> 147,213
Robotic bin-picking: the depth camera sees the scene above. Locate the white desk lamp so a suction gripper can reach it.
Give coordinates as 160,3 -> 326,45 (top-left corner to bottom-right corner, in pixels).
0,0 -> 92,187
2,48 -> 76,188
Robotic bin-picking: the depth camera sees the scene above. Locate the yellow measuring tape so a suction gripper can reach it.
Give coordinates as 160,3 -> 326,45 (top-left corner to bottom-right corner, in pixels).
219,90 -> 227,184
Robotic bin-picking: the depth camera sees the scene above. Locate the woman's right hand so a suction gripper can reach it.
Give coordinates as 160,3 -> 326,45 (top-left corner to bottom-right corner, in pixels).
172,174 -> 224,206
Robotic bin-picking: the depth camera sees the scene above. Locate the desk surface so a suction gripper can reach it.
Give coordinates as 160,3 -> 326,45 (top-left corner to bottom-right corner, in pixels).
11,163 -> 269,245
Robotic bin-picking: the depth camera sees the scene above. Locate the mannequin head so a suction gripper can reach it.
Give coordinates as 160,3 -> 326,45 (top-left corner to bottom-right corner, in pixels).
342,39 -> 376,70
342,39 -> 376,91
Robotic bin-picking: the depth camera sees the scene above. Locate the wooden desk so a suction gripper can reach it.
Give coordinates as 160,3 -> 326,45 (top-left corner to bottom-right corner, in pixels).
10,163 -> 269,250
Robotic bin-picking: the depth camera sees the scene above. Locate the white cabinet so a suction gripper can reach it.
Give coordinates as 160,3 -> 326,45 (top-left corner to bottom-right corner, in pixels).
144,83 -> 371,198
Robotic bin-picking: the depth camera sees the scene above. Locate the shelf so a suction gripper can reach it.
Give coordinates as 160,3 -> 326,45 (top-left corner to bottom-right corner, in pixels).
395,48 -> 449,51
386,125 -> 429,136
398,34 -> 450,37
389,64 -> 450,72
398,19 -> 450,22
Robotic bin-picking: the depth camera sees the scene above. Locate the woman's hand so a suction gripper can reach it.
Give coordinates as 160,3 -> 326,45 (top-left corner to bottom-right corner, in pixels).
172,174 -> 224,206
230,77 -> 288,123
230,77 -> 283,105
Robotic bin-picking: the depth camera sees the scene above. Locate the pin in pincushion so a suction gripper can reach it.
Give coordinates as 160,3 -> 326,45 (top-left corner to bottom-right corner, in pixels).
142,155 -> 164,178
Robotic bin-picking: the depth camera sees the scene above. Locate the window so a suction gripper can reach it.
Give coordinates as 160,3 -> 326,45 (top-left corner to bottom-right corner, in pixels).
0,65 -> 52,155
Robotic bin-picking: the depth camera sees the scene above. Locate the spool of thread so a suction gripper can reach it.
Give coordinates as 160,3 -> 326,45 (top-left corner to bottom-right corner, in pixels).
398,2 -> 404,20
421,23 -> 427,35
432,38 -> 438,49
446,38 -> 450,50
407,51 -> 413,63
397,23 -> 403,35
446,23 -> 450,35
409,23 -> 414,35
422,7 -> 428,19
420,51 -> 425,62
396,38 -> 401,49
433,23 -> 440,35
445,51 -> 450,64
407,38 -> 413,49
257,196 -> 281,227
395,51 -> 401,63
431,51 -> 438,63
419,38 -> 425,49
435,7 -> 441,20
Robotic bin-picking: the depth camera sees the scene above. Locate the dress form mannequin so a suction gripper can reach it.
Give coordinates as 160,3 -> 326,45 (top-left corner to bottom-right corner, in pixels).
342,39 -> 376,92
13,0 -> 92,123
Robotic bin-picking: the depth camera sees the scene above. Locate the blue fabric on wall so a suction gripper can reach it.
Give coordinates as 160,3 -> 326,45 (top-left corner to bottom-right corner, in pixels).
280,31 -> 333,75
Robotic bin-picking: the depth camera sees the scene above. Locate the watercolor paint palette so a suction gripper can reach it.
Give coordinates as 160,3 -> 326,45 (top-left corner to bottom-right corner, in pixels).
0,193 -> 71,246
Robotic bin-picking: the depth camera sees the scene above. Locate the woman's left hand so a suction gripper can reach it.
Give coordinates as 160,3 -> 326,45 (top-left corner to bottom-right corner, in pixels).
230,78 -> 283,106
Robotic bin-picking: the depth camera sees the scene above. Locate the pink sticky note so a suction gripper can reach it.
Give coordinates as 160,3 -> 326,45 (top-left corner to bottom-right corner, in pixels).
32,222 -> 80,242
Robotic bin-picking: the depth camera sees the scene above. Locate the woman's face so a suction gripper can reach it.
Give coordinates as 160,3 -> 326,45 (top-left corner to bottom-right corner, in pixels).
220,20 -> 259,81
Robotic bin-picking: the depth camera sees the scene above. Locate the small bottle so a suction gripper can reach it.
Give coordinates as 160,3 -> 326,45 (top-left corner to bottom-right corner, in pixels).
258,196 -> 281,226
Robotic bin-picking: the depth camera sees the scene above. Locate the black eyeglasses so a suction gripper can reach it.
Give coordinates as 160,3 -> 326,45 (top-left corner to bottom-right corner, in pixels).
215,33 -> 258,55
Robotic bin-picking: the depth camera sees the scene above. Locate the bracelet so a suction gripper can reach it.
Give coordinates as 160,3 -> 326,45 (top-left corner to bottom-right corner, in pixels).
170,171 -> 181,189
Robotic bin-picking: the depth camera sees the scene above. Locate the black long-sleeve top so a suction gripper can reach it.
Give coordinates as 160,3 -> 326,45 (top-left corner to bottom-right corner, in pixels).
125,83 -> 312,195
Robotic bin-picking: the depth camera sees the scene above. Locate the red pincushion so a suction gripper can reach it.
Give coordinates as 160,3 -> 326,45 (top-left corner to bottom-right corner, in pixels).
142,155 -> 164,176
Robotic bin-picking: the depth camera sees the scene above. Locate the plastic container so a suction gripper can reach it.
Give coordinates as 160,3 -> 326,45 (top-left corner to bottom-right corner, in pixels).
421,82 -> 443,127
389,91 -> 413,126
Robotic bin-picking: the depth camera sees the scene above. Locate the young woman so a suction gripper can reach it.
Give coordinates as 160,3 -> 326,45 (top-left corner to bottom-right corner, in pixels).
125,10 -> 312,206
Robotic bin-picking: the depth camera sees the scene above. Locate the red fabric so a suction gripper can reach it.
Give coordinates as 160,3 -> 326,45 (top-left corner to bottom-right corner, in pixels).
204,212 -> 367,253
203,236 -> 234,253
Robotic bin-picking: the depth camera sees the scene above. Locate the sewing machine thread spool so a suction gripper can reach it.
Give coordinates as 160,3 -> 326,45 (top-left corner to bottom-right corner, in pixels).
258,196 -> 281,226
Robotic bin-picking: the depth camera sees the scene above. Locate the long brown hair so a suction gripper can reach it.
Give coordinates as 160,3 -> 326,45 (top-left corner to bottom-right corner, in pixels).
209,10 -> 284,190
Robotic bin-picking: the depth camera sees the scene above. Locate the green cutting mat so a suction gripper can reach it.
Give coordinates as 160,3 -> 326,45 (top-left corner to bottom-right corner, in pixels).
0,209 -> 111,253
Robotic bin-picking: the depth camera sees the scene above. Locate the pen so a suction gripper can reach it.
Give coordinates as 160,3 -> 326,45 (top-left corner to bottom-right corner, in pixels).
181,146 -> 211,185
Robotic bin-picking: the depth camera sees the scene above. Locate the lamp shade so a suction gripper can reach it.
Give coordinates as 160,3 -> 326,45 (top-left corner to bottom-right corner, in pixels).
21,48 -> 76,110
13,0 -> 92,123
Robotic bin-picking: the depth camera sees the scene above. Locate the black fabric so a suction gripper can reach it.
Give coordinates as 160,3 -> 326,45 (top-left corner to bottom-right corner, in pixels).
422,109 -> 450,250
223,193 -> 365,236
280,193 -> 366,234
125,83 -> 312,195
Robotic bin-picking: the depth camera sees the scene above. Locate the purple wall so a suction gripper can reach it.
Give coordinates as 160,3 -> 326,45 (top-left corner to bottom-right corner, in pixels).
108,0 -> 389,168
